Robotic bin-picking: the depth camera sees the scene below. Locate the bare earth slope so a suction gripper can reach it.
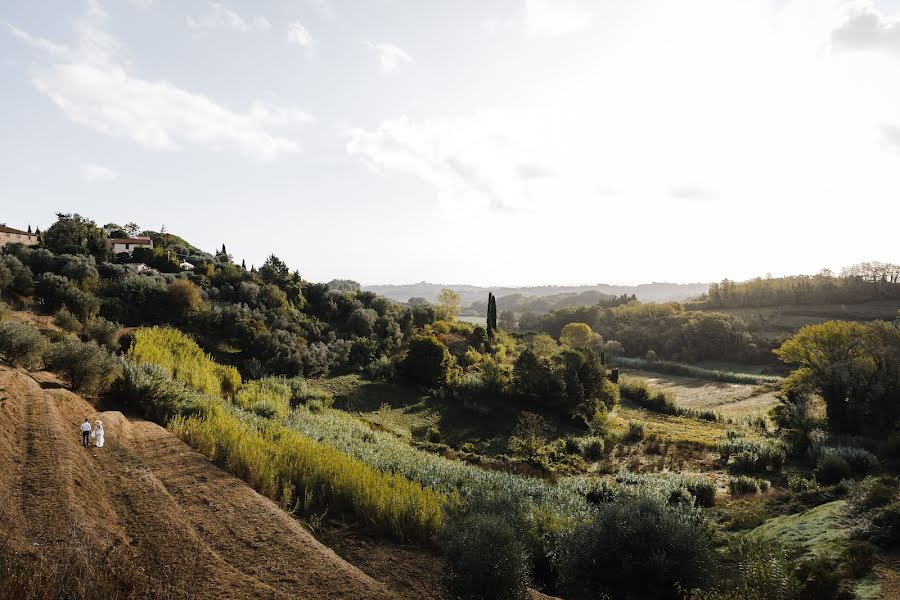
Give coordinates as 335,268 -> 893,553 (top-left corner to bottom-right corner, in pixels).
0,365 -> 396,600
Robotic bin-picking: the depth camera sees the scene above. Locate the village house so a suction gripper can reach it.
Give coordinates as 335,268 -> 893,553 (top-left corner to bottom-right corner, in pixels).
111,236 -> 153,254
0,225 -> 39,247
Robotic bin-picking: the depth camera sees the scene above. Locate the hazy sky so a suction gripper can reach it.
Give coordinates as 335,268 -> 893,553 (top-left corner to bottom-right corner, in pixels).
2,0 -> 899,286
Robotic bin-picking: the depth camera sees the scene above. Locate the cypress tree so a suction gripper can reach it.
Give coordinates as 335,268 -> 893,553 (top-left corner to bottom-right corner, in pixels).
487,293 -> 498,337
221,244 -> 227,255
241,259 -> 247,270
27,225 -> 32,233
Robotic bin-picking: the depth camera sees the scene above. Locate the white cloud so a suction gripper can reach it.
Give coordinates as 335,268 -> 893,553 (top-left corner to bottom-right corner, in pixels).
3,23 -> 70,57
365,42 -> 413,73
832,2 -> 900,56
9,6 -> 308,160
523,0 -> 595,36
33,64 -> 303,159
187,3 -> 271,33
81,162 -> 117,183
287,21 -> 313,47
347,113 -> 556,212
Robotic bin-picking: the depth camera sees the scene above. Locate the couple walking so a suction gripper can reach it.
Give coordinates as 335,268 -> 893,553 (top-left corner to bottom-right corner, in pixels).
80,418 -> 105,448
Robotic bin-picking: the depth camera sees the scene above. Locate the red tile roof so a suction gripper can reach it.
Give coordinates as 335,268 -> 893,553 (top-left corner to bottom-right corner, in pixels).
111,237 -> 152,245
0,225 -> 36,236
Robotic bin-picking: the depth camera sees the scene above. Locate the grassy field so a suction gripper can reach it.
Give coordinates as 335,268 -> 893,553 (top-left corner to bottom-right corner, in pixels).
610,397 -> 749,447
318,375 -> 580,455
619,368 -> 781,421
751,500 -> 850,560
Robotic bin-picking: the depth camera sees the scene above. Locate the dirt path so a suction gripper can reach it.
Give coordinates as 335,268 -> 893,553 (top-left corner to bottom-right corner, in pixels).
0,365 -> 397,599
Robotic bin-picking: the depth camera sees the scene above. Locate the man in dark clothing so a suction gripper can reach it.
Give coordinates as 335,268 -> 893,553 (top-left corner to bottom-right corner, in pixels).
80,418 -> 92,448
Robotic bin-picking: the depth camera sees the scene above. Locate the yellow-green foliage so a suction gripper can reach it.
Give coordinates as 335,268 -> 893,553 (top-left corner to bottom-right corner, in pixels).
129,326 -> 241,398
234,377 -> 293,420
169,407 -> 446,544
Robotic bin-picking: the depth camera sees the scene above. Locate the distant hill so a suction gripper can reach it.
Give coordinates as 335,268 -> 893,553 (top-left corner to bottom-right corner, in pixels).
363,282 -> 711,310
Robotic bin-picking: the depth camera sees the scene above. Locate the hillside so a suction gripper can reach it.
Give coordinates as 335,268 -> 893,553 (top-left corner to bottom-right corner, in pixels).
0,365 -> 396,599
364,281 -> 711,307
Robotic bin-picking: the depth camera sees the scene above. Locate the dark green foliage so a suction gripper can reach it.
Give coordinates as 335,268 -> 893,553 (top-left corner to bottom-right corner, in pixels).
728,476 -> 759,495
486,292 -> 497,338
0,320 -> 49,369
83,318 -> 121,351
42,213 -> 111,262
439,492 -> 532,600
818,446 -> 879,478
815,454 -> 852,485
53,307 -> 82,333
401,334 -> 452,387
0,255 -> 34,296
45,338 -> 121,395
512,347 -> 608,412
554,493 -> 715,600
35,273 -> 100,321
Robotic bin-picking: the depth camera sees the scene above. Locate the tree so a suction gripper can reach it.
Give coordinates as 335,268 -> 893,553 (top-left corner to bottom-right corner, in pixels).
435,288 -> 461,321
486,292 -> 498,337
560,323 -> 593,349
42,213 -> 111,262
124,222 -> 140,236
499,310 -> 517,331
401,334 -> 453,387
775,320 -> 900,435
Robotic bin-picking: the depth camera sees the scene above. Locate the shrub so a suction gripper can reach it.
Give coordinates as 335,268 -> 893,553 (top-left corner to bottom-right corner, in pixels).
83,318 -> 121,351
702,537 -> 801,600
35,273 -> 100,321
818,446 -> 879,478
684,477 -> 716,508
626,420 -> 645,442
117,361 -> 213,423
45,339 -> 121,395
718,438 -> 786,473
425,426 -> 441,443
365,355 -> 396,381
53,307 -> 82,333
866,501 -> 900,549
578,436 -> 605,460
0,320 -> 49,369
440,508 -> 531,600
843,540 -> 876,578
815,454 -> 852,485
759,479 -> 771,492
555,492 -> 715,599
849,476 -> 898,512
400,334 -> 453,388
728,476 -> 759,495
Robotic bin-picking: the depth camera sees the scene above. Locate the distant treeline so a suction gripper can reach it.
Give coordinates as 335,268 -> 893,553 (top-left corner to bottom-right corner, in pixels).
689,262 -> 900,309
465,291 -> 635,316
519,301 -> 774,364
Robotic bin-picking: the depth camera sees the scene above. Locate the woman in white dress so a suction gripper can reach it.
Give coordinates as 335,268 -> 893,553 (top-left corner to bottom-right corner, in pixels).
93,420 -> 105,448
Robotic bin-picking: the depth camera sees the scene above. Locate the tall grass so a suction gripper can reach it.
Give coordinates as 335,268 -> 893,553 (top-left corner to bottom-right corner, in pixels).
612,356 -> 781,385
128,327 -> 241,398
169,407 -> 445,544
233,376 -> 332,420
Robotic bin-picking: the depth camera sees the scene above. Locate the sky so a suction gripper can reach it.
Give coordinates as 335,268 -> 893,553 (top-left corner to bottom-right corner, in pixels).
1,0 -> 899,286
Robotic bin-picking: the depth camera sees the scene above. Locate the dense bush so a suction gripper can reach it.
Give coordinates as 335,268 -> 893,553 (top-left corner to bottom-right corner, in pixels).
815,454 -> 852,485
83,318 -> 121,350
35,273 -> 100,321
817,446 -> 879,478
728,476 -> 759,495
626,420 -> 646,442
578,435 -> 605,460
117,362 -> 213,423
554,492 -> 716,599
400,334 -> 453,387
439,494 -> 531,600
0,320 -> 49,369
45,339 -> 121,395
0,254 -> 34,296
53,307 -> 82,333
717,437 -> 786,473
